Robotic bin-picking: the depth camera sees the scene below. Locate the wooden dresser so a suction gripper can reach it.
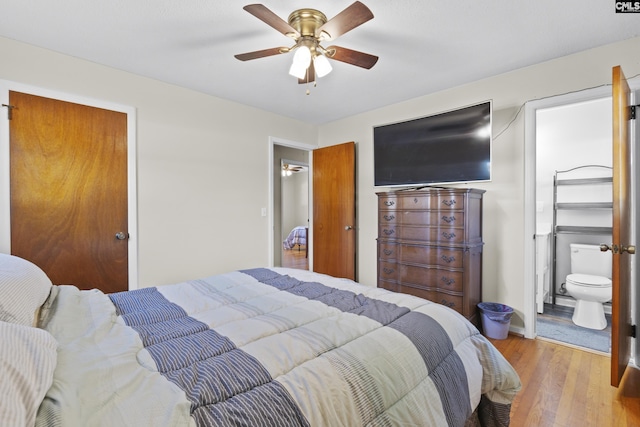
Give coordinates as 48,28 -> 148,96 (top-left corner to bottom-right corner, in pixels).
377,188 -> 485,325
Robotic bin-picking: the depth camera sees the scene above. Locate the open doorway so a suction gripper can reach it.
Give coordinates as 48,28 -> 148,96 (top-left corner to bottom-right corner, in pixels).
280,159 -> 309,269
534,97 -> 613,353
269,137 -> 315,270
525,81 -> 640,360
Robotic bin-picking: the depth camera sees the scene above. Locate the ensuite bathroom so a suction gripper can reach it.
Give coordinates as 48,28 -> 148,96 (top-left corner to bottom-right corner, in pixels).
535,96 -> 613,353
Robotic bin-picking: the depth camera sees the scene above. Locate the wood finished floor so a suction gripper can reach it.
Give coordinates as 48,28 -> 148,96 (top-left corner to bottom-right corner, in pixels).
490,334 -> 640,427
281,246 -> 308,270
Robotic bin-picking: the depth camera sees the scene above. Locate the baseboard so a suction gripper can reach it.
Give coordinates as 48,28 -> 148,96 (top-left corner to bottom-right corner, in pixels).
509,324 -> 526,337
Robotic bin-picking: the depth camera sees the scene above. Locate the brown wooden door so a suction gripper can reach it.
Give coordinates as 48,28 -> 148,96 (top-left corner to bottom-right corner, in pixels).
312,142 -> 356,280
611,66 -> 635,387
9,91 -> 129,293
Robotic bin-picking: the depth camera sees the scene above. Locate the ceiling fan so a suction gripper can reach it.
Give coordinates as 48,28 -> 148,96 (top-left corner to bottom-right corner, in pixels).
282,163 -> 306,176
234,2 -> 378,84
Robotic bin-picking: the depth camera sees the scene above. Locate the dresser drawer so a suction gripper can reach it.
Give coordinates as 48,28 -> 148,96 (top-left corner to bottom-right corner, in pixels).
398,226 -> 465,244
396,285 -> 464,314
399,245 -> 463,268
399,194 -> 465,210
379,211 -> 398,224
399,264 -> 464,293
378,261 -> 398,282
435,292 -> 464,314
401,211 -> 464,227
379,224 -> 398,239
378,242 -> 398,261
378,280 -> 398,292
378,196 -> 398,210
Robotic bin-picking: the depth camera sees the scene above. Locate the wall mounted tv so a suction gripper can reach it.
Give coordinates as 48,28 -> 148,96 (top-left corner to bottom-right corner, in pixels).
373,101 -> 492,187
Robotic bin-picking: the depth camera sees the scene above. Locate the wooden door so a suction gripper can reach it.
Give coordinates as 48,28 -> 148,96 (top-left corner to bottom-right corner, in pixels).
9,91 -> 129,293
611,66 -> 635,387
312,142 -> 356,280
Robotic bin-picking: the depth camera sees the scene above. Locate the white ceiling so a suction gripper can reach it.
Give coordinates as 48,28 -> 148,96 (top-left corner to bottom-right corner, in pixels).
1,1 -> 638,124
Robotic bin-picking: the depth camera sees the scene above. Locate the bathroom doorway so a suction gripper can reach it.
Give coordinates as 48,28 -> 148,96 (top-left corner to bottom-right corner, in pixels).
533,95 -> 613,353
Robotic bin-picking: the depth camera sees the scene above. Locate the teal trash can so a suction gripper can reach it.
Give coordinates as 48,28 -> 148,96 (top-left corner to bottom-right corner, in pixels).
478,302 -> 513,339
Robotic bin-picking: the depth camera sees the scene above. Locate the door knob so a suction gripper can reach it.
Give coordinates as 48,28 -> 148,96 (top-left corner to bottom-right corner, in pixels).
621,245 -> 636,255
345,225 -> 353,230
600,243 -> 635,254
115,232 -> 128,240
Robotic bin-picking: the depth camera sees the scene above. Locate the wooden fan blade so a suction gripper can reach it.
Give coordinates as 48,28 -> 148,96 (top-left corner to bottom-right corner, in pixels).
327,45 -> 378,69
317,1 -> 373,41
234,47 -> 287,61
298,61 -> 316,84
243,4 -> 300,38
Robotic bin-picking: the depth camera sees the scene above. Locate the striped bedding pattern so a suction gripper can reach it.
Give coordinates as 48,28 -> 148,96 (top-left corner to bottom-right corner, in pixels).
0,321 -> 57,426
36,268 -> 520,427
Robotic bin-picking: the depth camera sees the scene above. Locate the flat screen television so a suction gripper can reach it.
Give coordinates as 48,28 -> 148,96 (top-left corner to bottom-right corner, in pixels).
373,101 -> 492,187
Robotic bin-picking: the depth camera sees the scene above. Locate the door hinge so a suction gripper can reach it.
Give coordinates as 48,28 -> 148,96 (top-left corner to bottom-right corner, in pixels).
1,103 -> 15,120
632,324 -> 637,339
631,105 -> 638,120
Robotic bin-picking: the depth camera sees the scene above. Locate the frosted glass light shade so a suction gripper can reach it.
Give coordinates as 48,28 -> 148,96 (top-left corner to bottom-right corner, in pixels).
314,54 -> 332,78
289,62 -> 307,79
292,46 -> 311,67
289,45 -> 312,79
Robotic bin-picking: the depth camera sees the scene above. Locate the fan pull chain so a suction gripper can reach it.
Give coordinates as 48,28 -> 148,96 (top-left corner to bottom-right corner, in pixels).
306,81 -> 318,96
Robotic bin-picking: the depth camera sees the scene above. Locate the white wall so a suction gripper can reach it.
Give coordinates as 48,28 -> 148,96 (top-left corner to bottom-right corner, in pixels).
317,36 -> 640,329
0,36 -> 316,287
536,98 -> 613,228
282,171 -> 309,235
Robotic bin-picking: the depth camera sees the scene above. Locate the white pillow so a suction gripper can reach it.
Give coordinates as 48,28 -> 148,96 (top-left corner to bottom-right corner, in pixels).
0,254 -> 53,326
0,321 -> 57,427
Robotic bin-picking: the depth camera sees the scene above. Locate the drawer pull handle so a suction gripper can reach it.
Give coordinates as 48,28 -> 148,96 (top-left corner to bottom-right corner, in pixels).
441,255 -> 456,263
441,215 -> 456,223
442,232 -> 456,240
383,268 -> 395,274
442,199 -> 456,207
413,197 -> 418,204
383,249 -> 393,256
383,229 -> 395,236
441,299 -> 455,308
384,200 -> 395,206
441,277 -> 456,286
383,215 -> 395,221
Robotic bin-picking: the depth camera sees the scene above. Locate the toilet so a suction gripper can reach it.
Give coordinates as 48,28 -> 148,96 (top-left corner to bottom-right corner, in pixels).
565,243 -> 612,330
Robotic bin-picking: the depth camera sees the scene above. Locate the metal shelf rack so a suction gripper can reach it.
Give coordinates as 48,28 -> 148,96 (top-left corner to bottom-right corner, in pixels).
551,165 -> 612,305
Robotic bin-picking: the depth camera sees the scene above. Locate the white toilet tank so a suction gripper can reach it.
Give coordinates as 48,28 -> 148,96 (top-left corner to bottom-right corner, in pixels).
570,243 -> 612,278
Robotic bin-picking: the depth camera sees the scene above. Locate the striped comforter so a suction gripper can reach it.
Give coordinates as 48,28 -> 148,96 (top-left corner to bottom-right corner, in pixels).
36,268 -> 520,427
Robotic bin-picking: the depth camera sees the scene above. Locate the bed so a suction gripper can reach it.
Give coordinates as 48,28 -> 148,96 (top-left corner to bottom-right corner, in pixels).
283,226 -> 307,251
0,253 -> 520,427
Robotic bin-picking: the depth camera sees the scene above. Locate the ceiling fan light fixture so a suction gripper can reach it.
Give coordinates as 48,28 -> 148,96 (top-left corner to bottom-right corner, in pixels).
289,44 -> 313,79
314,54 -> 332,78
289,62 -> 308,79
292,45 -> 311,67
236,3 -> 377,85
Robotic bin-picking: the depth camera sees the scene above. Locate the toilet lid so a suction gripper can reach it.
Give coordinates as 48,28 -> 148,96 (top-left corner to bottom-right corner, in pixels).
567,273 -> 612,287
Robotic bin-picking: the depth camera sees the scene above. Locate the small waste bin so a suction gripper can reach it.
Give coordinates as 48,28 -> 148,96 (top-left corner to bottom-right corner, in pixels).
478,302 -> 513,339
